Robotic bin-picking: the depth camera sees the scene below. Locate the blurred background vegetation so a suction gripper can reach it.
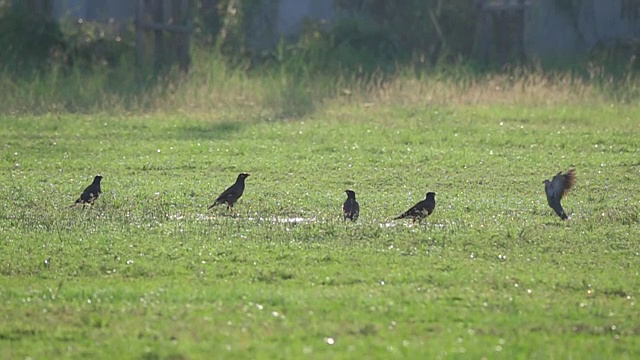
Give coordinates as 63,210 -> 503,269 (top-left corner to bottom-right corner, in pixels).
1,0 -> 639,114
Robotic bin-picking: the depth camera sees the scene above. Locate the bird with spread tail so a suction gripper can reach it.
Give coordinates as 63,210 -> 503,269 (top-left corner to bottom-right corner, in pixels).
543,169 -> 576,220
342,190 -> 360,221
394,192 -> 436,223
71,175 -> 103,206
208,173 -> 250,211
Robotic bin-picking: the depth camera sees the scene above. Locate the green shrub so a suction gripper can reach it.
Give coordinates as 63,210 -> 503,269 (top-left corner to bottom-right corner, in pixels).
0,4 -> 65,72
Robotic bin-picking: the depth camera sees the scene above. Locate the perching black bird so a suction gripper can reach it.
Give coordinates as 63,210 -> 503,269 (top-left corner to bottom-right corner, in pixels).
72,175 -> 103,206
208,173 -> 250,211
342,190 -> 360,221
543,169 -> 576,220
394,192 -> 436,223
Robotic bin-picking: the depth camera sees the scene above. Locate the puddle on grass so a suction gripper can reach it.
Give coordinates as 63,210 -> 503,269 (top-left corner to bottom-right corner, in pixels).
380,221 -> 399,228
168,214 -> 185,221
248,216 -> 317,224
168,213 -> 446,228
191,214 -> 318,224
379,221 -> 446,228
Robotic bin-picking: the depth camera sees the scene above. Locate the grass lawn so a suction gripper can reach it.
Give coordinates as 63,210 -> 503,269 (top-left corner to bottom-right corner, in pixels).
0,98 -> 639,359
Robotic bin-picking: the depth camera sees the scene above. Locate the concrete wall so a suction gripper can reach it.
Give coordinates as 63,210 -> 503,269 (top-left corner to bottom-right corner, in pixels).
276,0 -> 333,37
52,0 -> 335,49
246,0 -> 334,50
53,0 -> 133,21
49,0 -> 640,62
525,0 -> 640,62
581,0 -> 640,45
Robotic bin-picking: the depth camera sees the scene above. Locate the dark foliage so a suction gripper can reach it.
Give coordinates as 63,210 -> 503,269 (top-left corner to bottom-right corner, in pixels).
0,4 -> 65,71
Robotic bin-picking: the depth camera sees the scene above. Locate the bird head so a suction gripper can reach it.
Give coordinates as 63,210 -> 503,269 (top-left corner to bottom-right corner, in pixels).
426,192 -> 436,199
238,173 -> 250,180
94,175 -> 103,183
345,190 -> 356,199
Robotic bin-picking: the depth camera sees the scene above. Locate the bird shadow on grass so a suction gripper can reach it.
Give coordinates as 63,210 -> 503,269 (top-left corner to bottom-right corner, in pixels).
176,121 -> 244,140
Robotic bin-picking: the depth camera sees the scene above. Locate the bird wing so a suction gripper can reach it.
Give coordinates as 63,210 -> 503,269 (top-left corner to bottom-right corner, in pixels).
343,199 -> 359,220
215,183 -> 242,203
351,201 -> 360,220
215,188 -> 234,203
548,172 -> 566,201
79,184 -> 100,203
560,169 -> 576,197
550,170 -> 576,200
216,187 -> 232,200
396,200 -> 424,219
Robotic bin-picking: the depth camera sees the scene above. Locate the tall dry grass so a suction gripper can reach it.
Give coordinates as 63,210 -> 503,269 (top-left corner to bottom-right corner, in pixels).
1,50 -> 638,117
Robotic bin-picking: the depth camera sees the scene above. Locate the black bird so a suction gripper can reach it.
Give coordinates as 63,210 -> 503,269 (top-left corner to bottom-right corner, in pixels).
543,169 -> 576,220
394,192 -> 436,223
208,173 -> 250,211
72,175 -> 103,206
343,190 -> 360,221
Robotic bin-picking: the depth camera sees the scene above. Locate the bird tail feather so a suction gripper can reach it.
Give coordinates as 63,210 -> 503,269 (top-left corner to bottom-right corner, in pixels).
552,204 -> 568,220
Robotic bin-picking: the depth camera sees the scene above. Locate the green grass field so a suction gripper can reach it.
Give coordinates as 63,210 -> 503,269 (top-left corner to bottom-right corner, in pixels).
1,71 -> 639,359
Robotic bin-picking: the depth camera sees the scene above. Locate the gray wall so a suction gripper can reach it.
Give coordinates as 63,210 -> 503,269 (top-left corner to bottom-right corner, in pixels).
526,0 -> 640,62
246,0 -> 334,50
276,0 -> 333,37
50,0 -> 640,62
53,0 -> 134,20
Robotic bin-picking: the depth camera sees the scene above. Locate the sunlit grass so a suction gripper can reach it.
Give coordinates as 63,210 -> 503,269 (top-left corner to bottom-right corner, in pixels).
0,55 -> 639,358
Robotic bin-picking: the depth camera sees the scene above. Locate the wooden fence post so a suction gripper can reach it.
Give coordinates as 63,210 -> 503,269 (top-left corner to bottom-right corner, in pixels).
473,0 -> 530,65
135,0 -> 192,75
